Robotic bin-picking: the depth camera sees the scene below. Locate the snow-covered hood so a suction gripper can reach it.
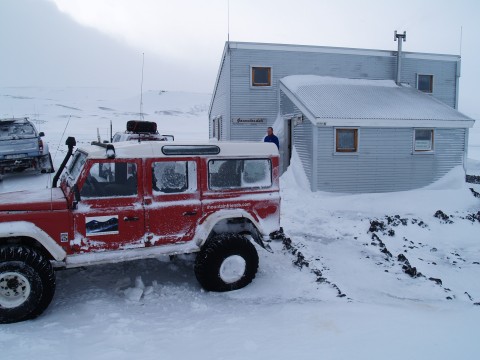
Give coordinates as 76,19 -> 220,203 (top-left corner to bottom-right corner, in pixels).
0,188 -> 68,211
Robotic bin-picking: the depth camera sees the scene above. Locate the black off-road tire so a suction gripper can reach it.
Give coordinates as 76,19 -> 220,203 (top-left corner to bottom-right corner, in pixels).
194,233 -> 259,292
0,246 -> 56,324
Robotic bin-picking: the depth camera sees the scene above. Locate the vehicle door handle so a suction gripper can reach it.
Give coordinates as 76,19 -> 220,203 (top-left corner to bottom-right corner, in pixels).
183,211 -> 197,216
124,216 -> 139,222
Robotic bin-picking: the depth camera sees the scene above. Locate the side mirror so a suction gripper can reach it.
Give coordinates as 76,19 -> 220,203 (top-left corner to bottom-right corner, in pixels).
39,132 -> 45,137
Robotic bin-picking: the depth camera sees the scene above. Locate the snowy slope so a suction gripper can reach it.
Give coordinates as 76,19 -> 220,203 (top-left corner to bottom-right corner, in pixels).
0,88 -> 479,360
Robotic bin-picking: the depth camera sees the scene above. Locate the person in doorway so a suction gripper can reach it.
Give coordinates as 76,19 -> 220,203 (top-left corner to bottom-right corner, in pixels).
264,127 -> 279,149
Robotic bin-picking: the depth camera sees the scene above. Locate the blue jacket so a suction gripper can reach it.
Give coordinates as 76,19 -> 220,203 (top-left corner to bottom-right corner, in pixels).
264,134 -> 279,149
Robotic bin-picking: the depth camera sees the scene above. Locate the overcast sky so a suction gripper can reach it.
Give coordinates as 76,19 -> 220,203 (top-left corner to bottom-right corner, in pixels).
1,0 -> 479,117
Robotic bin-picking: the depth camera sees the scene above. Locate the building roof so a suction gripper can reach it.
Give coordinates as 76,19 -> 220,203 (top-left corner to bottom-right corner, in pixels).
279,75 -> 475,128
228,41 -> 460,62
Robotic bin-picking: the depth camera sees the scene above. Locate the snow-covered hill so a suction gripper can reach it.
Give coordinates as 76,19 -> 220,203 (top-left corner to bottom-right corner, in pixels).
1,88 -> 479,360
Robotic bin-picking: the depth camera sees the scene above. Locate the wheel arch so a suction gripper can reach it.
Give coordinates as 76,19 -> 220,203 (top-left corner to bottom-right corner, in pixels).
0,222 -> 66,261
194,210 -> 268,250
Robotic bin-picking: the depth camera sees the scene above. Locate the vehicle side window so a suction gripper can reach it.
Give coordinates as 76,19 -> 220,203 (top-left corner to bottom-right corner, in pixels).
209,159 -> 272,190
80,162 -> 137,198
152,161 -> 197,194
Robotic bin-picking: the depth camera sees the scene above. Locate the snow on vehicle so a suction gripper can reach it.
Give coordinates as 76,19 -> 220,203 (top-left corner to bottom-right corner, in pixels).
0,117 -> 54,177
0,137 -> 281,323
112,120 -> 174,142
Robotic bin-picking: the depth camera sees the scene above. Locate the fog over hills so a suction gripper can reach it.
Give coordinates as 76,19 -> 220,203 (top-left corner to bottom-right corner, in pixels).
0,0 -> 212,92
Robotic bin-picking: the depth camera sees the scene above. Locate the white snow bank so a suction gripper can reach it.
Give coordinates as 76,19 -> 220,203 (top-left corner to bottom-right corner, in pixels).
422,165 -> 466,190
280,155 -> 478,217
467,158 -> 480,175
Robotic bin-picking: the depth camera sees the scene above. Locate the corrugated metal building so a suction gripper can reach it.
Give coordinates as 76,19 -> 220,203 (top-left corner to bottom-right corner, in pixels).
209,41 -> 475,193
280,75 -> 474,192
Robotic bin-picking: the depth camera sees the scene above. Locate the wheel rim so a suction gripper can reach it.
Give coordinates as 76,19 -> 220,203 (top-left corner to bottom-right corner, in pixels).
219,255 -> 246,284
0,272 -> 31,308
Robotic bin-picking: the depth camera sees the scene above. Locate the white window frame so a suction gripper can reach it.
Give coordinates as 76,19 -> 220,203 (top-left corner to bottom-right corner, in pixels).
250,65 -> 272,88
334,127 -> 360,155
413,128 -> 435,154
417,74 -> 434,93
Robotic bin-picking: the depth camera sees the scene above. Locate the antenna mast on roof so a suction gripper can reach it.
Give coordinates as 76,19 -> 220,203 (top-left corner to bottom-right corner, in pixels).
140,52 -> 145,120
227,0 -> 230,47
459,26 -> 463,56
394,30 -> 406,85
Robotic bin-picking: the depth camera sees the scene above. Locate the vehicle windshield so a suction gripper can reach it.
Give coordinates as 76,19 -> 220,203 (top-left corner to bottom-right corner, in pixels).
0,122 -> 36,140
62,151 -> 87,185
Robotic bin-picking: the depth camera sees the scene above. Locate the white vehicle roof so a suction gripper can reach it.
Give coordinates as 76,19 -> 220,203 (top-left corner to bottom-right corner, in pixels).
77,141 -> 279,160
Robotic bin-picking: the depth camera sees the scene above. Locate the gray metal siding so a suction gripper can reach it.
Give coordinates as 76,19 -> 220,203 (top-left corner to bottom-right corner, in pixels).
401,58 -> 458,108
293,121 -> 314,187
316,127 -> 466,193
209,51 -> 230,140
225,47 -> 459,142
229,48 -> 399,141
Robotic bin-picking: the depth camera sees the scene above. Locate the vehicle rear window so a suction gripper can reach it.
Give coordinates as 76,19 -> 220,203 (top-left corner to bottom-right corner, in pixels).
208,159 -> 272,190
0,122 -> 36,139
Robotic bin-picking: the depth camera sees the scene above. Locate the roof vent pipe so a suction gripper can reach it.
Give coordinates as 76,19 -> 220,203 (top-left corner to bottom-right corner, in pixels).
394,31 -> 406,85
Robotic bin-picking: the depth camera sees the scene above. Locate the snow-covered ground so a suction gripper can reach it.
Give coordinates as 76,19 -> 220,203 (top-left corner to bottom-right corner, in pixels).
1,88 -> 479,360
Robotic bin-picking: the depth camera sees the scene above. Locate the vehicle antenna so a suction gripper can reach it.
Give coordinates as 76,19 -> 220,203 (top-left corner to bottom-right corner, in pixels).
54,115 -> 71,162
140,52 -> 145,121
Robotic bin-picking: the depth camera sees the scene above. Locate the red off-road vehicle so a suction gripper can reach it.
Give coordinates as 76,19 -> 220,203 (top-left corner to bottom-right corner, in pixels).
0,137 -> 280,323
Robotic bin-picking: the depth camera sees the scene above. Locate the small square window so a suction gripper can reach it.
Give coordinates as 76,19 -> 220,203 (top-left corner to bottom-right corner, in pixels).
417,74 -> 433,93
336,129 -> 358,153
251,67 -> 271,87
414,129 -> 434,151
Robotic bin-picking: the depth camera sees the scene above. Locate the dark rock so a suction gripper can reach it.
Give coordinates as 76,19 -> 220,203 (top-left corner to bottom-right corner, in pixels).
465,211 -> 480,222
403,265 -> 418,277
429,277 -> 443,285
387,229 -> 395,237
434,210 -> 454,224
469,188 -> 480,198
270,227 -> 285,240
294,252 -> 309,268
369,220 -> 386,233
381,247 -> 392,257
466,175 -> 480,184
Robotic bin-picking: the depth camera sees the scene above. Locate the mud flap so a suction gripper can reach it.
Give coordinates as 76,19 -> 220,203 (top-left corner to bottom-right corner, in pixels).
250,228 -> 273,253
39,153 -> 55,173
